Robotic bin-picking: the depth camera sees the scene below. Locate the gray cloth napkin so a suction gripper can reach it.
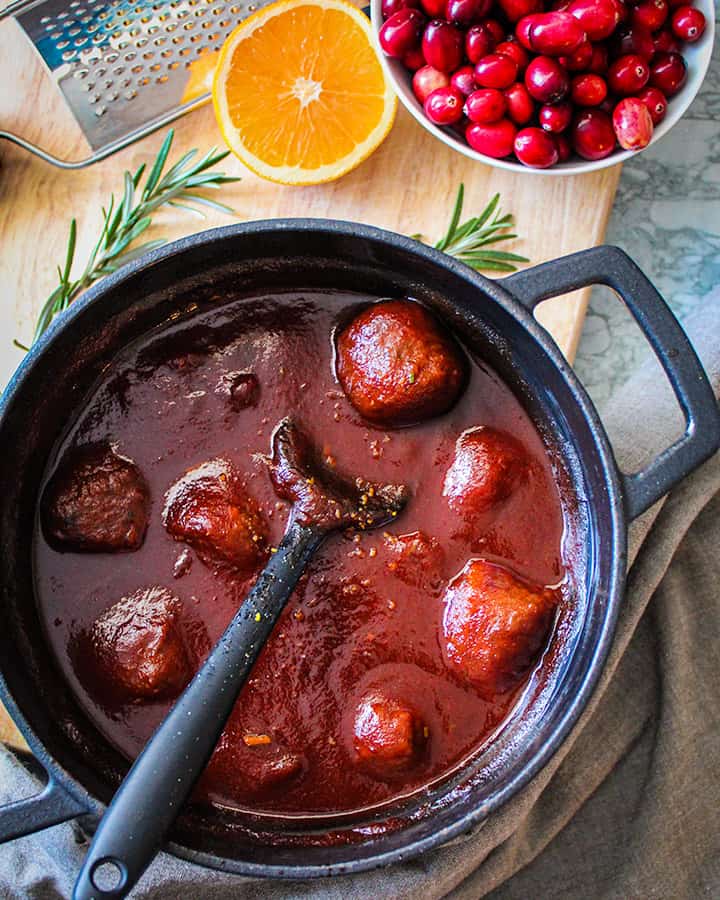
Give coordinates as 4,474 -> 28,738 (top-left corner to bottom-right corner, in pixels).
2,303 -> 719,900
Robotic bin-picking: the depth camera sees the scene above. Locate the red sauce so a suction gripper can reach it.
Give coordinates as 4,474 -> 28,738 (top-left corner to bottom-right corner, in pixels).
34,291 -> 571,817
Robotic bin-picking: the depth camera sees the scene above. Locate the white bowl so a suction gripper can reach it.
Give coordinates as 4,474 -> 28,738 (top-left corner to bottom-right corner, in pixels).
370,0 -> 715,175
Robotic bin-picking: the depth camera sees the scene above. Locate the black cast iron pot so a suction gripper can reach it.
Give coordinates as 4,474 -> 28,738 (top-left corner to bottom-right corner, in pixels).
0,221 -> 718,881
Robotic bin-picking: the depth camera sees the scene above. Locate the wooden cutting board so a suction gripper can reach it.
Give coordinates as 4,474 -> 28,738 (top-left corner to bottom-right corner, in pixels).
0,19 -> 620,750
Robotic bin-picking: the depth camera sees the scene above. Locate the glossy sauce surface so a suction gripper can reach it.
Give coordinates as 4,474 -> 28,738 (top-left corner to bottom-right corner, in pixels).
34,291 -> 570,816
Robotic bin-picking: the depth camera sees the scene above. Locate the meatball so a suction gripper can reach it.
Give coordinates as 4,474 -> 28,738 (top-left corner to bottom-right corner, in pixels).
442,559 -> 557,698
384,530 -> 445,587
201,730 -> 305,798
163,459 -> 267,573
336,299 -> 467,427
443,426 -> 526,517
86,586 -> 192,701
353,691 -> 427,776
42,443 -> 150,552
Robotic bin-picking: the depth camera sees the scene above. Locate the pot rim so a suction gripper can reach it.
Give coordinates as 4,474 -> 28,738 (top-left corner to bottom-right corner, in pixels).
0,218 -> 627,878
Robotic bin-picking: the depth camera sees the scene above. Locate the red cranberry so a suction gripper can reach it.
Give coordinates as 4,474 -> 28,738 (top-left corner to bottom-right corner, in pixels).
495,40 -> 530,71
572,107 -> 616,158
482,17 -> 507,45
466,118 -> 518,156
524,11 -> 587,55
413,65 -> 451,103
653,26 -> 680,53
446,0 -> 491,26
608,54 -> 649,95
560,39 -> 593,70
451,65 -> 478,96
382,0 -> 420,18
422,20 -> 463,72
612,96 -> 653,149
514,126 -> 560,167
634,85 -> 667,124
497,0 -> 542,23
403,46 -> 427,69
475,53 -> 520,89
466,24 -> 495,62
587,42 -> 608,74
424,85 -> 465,124
631,0 -> 668,31
671,5 -> 706,42
571,72 -> 608,105
539,100 -> 573,131
649,51 -> 687,96
525,55 -> 570,103
568,0 -> 620,41
610,24 -> 655,60
554,132 -> 572,161
465,87 -> 508,122
419,0 -> 445,16
379,9 -> 426,58
504,81 -> 536,123
515,15 -> 536,49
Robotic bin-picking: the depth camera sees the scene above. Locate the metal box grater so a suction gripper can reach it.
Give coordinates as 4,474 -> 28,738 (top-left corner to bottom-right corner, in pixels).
0,0 -> 273,167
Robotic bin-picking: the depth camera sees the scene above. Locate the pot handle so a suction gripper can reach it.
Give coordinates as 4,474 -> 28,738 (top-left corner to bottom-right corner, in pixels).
500,245 -> 720,521
0,762 -> 88,843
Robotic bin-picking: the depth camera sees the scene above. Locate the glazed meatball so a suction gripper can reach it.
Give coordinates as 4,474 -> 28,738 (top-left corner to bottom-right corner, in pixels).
353,691 -> 427,776
384,530 -> 445,587
443,426 -> 526,517
86,586 -> 192,701
202,731 -> 305,797
336,299 -> 467,427
442,559 -> 557,698
163,459 -> 267,573
42,443 -> 150,552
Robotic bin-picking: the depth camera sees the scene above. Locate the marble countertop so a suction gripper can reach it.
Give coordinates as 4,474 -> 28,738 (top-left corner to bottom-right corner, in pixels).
575,15 -> 719,412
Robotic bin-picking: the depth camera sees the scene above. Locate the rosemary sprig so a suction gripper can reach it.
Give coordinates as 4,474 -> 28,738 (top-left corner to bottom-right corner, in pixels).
16,129 -> 239,351
420,184 -> 529,273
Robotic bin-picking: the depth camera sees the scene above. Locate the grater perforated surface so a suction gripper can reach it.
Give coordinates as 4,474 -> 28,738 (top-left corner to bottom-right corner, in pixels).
15,0 -> 272,150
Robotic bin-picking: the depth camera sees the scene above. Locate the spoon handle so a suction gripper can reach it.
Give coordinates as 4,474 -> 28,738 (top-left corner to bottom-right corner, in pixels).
73,520 -> 323,900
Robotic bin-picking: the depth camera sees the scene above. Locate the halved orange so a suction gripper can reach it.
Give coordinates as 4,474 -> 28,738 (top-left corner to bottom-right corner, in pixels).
212,0 -> 397,185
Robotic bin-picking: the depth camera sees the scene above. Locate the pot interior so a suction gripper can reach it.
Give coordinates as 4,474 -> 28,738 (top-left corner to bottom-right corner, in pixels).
0,224 -> 623,875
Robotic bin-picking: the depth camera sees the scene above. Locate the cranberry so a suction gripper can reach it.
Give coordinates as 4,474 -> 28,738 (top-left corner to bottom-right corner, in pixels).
568,0 -> 620,41
465,87 -> 508,122
571,72 -> 608,105
419,0 -> 445,16
612,96 -> 653,149
631,0 -> 668,31
554,132 -> 573,160
608,54 -> 649,95
446,0 -> 491,26
498,0 -> 542,23
482,17 -> 507,45
466,24 -> 495,62
539,100 -> 573,131
515,15 -> 536,49
525,55 -> 570,103
649,51 -> 687,96
587,42 -> 608,73
379,9 -> 426,58
466,118 -> 518,156
495,40 -> 530,71
424,85 -> 465,124
610,24 -> 655,60
422,20 -> 463,72
524,11 -> 587,55
451,65 -> 478,96
412,65 -> 451,103
560,39 -> 594,70
475,53 -> 520,90
403,46 -> 427,69
653,26 -> 680,53
504,81 -> 536,123
382,0 -> 420,18
572,107 -> 616,158
671,5 -> 705,42
635,85 -> 668,124
514,126 -> 560,167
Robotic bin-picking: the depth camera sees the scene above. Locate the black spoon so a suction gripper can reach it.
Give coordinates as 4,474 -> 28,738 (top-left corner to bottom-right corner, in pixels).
73,418 -> 408,900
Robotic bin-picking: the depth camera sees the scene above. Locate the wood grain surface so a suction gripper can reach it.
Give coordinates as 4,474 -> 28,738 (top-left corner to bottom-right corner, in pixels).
0,18 -> 620,752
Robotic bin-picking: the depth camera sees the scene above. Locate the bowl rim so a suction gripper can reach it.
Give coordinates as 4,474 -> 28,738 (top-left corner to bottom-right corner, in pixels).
369,0 -> 716,176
